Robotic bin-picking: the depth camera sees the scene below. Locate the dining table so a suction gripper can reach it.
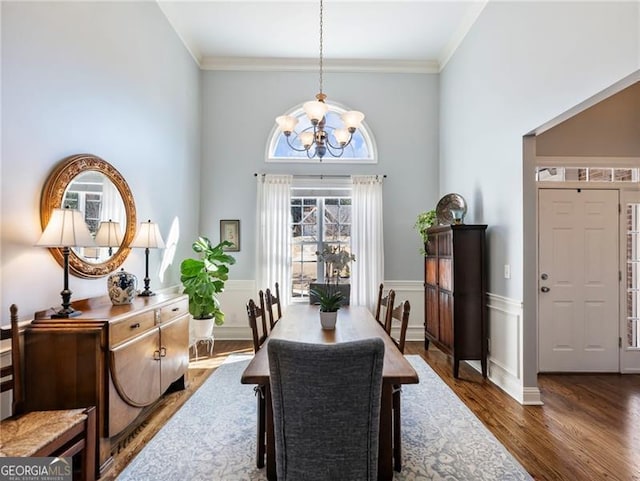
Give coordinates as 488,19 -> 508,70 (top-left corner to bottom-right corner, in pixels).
240,303 -> 419,481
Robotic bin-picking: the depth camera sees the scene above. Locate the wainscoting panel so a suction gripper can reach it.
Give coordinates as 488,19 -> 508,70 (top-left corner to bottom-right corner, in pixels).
213,280 -> 427,341
481,293 -> 542,405
214,280 -> 257,340
182,282 -> 543,405
383,280 -> 425,342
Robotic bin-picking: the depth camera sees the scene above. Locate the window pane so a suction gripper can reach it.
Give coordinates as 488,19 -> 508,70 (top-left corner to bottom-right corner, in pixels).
615,169 -> 633,181
626,203 -> 640,349
536,166 -> 639,183
290,194 -> 352,300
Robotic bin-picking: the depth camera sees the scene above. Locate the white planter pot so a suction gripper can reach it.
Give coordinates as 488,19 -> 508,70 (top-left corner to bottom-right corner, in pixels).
320,311 -> 338,330
192,317 -> 214,339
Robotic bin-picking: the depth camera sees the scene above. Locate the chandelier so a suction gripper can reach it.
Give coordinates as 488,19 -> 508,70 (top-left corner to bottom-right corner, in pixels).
274,0 -> 365,161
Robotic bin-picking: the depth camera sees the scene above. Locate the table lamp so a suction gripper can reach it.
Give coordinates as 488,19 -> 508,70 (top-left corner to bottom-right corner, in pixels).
36,207 -> 96,318
131,219 -> 165,297
94,219 -> 123,256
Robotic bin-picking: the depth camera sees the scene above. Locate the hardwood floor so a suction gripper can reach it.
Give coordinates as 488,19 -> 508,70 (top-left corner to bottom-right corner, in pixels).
110,340 -> 640,481
404,342 -> 640,481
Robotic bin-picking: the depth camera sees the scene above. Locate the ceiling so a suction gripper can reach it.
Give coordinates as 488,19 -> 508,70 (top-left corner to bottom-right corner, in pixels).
157,1 -> 487,72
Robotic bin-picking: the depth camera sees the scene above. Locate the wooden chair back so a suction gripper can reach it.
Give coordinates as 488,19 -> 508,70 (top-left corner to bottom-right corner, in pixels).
376,287 -> 395,330
265,284 -> 282,330
247,291 -> 269,352
384,297 -> 411,354
0,304 -> 97,480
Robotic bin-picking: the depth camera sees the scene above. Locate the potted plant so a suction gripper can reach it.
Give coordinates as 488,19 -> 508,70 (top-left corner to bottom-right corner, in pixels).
180,237 -> 236,341
414,209 -> 437,256
310,246 -> 356,329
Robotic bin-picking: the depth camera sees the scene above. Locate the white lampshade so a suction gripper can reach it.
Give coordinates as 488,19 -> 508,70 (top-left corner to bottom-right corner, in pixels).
299,131 -> 315,148
36,207 -> 96,248
275,115 -> 299,134
94,220 -> 123,247
303,100 -> 328,123
341,110 -> 365,131
131,220 -> 165,249
333,128 -> 350,145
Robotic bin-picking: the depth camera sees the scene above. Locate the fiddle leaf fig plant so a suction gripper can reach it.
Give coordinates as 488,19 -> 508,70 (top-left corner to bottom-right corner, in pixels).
180,237 -> 236,325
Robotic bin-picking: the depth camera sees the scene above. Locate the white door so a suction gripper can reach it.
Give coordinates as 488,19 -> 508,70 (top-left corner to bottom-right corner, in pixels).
539,189 -> 619,372
620,191 -> 640,373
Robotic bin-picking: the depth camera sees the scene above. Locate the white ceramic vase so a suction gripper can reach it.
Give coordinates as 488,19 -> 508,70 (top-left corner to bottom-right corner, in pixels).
320,310 -> 338,330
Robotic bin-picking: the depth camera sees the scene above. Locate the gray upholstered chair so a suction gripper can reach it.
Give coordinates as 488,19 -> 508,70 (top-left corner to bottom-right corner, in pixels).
267,338 -> 385,481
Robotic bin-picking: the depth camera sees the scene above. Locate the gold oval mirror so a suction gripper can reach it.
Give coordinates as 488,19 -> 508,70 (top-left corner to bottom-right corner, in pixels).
40,154 -> 137,278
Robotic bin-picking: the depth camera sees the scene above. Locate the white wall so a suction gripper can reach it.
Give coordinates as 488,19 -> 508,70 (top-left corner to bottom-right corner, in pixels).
0,2 -> 202,319
201,70 -> 439,284
440,0 -> 639,400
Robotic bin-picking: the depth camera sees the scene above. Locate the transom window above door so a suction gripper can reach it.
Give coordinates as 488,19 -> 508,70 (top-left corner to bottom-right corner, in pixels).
267,103 -> 377,164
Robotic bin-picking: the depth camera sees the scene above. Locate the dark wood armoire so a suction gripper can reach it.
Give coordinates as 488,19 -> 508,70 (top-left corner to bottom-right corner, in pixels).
424,224 -> 487,378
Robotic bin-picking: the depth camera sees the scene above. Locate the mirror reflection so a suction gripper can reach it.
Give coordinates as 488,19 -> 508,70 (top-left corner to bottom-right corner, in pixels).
62,171 -> 126,264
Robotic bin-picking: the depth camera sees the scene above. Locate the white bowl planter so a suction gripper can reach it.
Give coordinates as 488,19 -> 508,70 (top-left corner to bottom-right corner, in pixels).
190,317 -> 215,359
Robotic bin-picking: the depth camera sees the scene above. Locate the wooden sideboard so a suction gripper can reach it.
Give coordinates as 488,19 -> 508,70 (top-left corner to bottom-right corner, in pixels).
424,224 -> 487,378
23,288 -> 190,477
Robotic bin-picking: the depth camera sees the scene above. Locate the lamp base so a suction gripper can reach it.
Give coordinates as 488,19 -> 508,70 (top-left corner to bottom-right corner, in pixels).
51,308 -> 82,319
138,289 -> 156,297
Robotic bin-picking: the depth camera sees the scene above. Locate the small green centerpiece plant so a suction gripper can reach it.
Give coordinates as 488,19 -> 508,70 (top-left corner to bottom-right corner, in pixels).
414,209 -> 437,256
180,236 -> 236,326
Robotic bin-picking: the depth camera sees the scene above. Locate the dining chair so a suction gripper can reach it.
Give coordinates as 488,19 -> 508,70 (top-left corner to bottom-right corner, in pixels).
267,338 -> 385,481
375,285 -> 395,329
265,283 -> 282,330
246,291 -> 268,468
247,291 -> 268,352
383,297 -> 411,472
0,304 -> 97,481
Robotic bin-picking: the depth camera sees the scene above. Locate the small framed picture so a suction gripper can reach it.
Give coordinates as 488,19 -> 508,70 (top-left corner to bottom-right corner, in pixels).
220,220 -> 240,251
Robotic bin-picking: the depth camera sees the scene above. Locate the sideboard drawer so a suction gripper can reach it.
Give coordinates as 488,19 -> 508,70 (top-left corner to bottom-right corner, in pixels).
110,310 -> 156,346
159,298 -> 189,324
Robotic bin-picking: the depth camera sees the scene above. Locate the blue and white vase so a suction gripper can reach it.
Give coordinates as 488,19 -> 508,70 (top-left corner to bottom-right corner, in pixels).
108,268 -> 138,305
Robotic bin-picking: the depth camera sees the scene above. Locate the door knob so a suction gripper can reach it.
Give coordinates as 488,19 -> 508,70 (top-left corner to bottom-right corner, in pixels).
540,286 -> 550,293
541,273 -> 548,280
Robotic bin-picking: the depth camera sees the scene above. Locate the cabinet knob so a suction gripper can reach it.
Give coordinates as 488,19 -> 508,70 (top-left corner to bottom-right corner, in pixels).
153,350 -> 161,361
160,347 -> 167,357
130,322 -> 140,329
171,307 -> 179,312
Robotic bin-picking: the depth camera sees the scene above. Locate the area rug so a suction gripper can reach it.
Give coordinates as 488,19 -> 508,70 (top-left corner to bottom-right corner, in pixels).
117,354 -> 532,480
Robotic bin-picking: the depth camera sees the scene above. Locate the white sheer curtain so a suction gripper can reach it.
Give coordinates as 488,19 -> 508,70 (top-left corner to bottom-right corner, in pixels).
256,174 -> 292,307
350,175 -> 384,312
101,179 -> 125,224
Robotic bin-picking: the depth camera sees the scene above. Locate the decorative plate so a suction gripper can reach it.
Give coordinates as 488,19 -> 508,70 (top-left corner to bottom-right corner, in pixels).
436,193 -> 467,225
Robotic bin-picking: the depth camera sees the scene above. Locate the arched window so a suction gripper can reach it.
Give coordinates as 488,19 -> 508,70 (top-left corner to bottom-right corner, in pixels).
267,102 -> 377,164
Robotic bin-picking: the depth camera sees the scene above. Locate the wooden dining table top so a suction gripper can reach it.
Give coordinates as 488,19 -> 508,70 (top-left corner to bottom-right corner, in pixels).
240,304 -> 419,385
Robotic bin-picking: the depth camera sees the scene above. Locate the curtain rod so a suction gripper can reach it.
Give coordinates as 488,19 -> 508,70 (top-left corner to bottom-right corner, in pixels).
253,173 -> 387,179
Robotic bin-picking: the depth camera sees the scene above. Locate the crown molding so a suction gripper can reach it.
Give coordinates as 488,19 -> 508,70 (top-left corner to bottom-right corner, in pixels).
200,57 -> 439,74
439,0 -> 488,70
